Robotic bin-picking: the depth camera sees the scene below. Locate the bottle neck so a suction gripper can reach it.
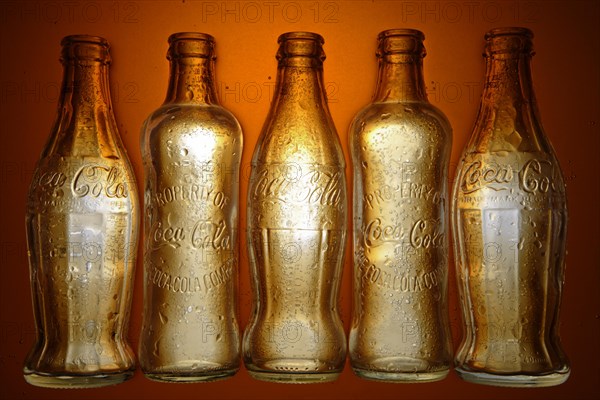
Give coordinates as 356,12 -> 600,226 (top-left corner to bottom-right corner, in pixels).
474,52 -> 543,153
165,57 -> 218,104
373,56 -> 427,102
481,54 -> 536,106
59,60 -> 113,118
49,59 -> 121,158
273,60 -> 328,108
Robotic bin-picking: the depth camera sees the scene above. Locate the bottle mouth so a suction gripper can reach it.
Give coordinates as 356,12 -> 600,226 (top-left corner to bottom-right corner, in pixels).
278,31 -> 324,44
60,34 -> 111,64
484,27 -> 534,57
168,32 -> 215,44
277,31 -> 325,62
377,29 -> 424,41
377,28 -> 425,58
61,35 -> 109,47
167,32 -> 215,60
485,27 -> 533,40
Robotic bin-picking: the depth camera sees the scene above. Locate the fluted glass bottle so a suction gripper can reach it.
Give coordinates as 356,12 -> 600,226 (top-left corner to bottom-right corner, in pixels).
24,35 -> 139,388
139,33 -> 242,382
243,32 -> 347,383
349,29 -> 453,382
451,27 -> 569,387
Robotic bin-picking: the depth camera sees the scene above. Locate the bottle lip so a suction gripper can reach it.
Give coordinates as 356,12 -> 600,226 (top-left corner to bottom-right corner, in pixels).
484,27 -> 534,57
60,35 -> 109,47
167,32 -> 216,60
60,35 -> 111,64
377,29 -> 425,58
485,27 -> 533,40
377,29 -> 425,41
168,32 -> 215,44
278,31 -> 324,44
276,32 -> 325,64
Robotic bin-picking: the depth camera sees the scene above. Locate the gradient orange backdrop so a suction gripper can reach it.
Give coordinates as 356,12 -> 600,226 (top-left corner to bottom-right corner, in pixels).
1,1 -> 598,399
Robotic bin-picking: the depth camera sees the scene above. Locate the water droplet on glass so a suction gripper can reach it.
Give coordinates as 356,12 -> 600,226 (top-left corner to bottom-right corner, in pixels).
186,86 -> 194,100
159,312 -> 168,324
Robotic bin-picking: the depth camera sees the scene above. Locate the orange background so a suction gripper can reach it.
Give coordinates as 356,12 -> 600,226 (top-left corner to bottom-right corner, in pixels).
1,1 -> 599,399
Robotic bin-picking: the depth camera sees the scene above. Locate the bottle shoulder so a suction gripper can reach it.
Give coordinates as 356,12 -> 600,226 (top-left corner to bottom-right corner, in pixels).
349,101 -> 452,145
143,103 -> 243,134
141,103 -> 243,148
42,115 -> 131,160
252,105 -> 344,167
252,124 -> 345,168
353,100 -> 451,124
465,99 -> 559,155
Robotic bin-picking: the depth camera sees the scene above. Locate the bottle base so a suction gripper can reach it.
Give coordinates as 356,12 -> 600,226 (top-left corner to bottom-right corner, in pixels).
144,369 -> 237,383
247,370 -> 341,384
352,367 -> 449,383
23,369 -> 133,389
455,367 -> 570,387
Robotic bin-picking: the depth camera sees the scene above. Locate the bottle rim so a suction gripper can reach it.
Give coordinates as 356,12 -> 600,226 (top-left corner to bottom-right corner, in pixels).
168,32 -> 215,44
376,29 -> 425,58
276,32 -> 325,63
60,35 -> 109,47
485,27 -> 533,40
167,32 -> 216,60
484,27 -> 534,57
278,31 -> 324,44
60,35 -> 111,64
377,29 -> 425,41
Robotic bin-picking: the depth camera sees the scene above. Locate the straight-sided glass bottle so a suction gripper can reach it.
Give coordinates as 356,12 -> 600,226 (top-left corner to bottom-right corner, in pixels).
139,33 -> 242,382
243,32 -> 347,383
349,29 -> 453,382
452,27 -> 569,387
24,35 -> 139,388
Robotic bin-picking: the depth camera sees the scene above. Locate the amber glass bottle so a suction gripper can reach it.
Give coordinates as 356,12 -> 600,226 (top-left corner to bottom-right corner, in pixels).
24,35 -> 139,388
348,29 -> 453,382
243,32 -> 347,383
139,32 -> 242,382
452,27 -> 569,387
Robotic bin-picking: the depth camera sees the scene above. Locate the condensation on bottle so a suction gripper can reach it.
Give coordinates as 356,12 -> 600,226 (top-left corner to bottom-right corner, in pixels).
243,32 -> 347,383
451,27 -> 570,387
348,29 -> 453,382
138,32 -> 242,382
24,35 -> 139,388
